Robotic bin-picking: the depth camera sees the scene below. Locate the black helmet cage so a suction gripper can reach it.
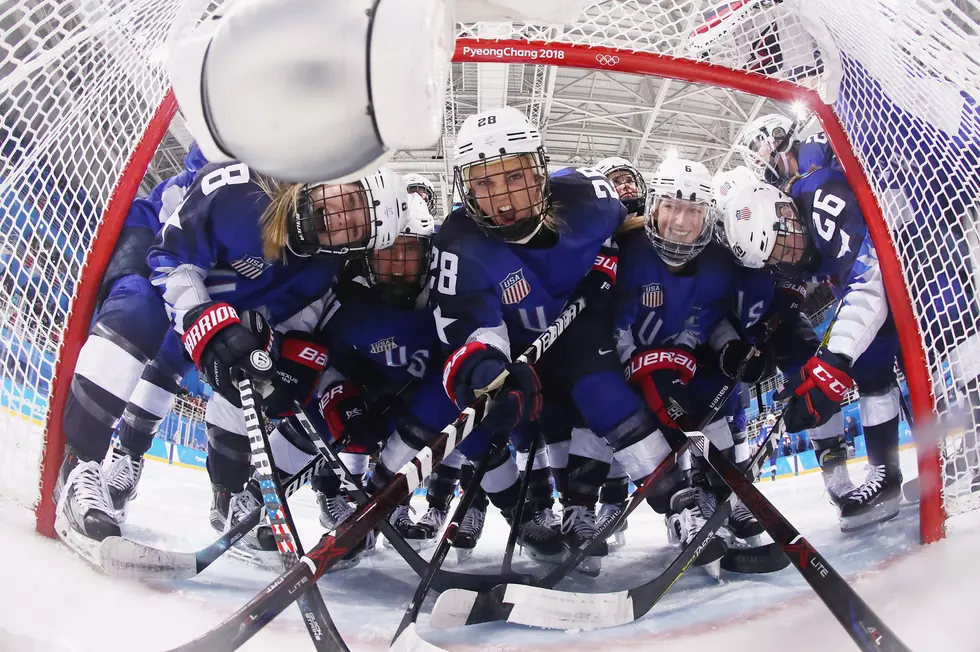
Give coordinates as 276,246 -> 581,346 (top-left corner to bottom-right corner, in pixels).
644,188 -> 714,267
289,180 -> 377,257
367,233 -> 433,307
407,183 -> 437,216
604,163 -> 648,216
454,147 -> 552,243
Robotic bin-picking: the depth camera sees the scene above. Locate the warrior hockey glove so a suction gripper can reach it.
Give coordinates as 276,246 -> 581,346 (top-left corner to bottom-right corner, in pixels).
443,343 -> 542,434
627,347 -> 697,431
264,331 -> 329,418
319,381 -> 381,452
773,350 -> 854,432
182,302 -> 274,406
719,339 -> 773,385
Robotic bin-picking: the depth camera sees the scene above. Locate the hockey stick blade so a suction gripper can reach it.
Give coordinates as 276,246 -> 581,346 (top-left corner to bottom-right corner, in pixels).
99,454 -> 327,579
167,298 -> 586,652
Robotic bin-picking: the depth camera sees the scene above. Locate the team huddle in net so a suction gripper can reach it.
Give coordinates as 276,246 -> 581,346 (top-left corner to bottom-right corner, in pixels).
53,102 -> 919,583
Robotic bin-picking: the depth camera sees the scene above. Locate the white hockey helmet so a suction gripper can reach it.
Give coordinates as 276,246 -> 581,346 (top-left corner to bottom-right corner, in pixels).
403,173 -> 437,216
712,166 -> 759,214
368,192 -> 435,306
594,156 -> 647,215
289,167 -> 409,257
166,0 -> 451,183
646,158 -> 716,267
723,183 -> 810,274
453,106 -> 550,243
738,114 -> 798,185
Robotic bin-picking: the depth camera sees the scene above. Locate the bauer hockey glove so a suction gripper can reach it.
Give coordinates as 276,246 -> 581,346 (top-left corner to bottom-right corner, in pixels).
773,350 -> 854,432
719,339 -> 773,385
263,331 -> 329,418
626,346 -> 697,431
443,342 -> 543,434
182,302 -> 275,406
318,381 -> 381,452
575,247 -> 619,312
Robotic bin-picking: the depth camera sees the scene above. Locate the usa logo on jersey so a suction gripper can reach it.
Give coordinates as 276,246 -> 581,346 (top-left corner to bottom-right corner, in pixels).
230,255 -> 269,279
641,282 -> 663,308
369,337 -> 397,354
500,269 -> 531,305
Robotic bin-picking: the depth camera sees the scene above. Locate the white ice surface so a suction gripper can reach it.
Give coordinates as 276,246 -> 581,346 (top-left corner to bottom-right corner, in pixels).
2,448 -> 979,651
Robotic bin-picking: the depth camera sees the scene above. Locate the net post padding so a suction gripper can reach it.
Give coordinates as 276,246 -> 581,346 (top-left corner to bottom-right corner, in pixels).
35,91 -> 178,538
453,38 -> 944,543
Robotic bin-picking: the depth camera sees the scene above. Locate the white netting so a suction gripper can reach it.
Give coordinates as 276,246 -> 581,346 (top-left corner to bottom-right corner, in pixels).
0,0 -> 977,536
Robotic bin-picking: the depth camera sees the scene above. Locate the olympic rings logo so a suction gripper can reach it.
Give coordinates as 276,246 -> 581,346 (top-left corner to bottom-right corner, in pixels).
595,54 -> 620,66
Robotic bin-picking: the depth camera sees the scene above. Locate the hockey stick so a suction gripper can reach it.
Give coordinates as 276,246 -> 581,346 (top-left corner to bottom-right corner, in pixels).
686,428 -> 911,651
167,297 -> 586,652
430,423 -> 785,631
293,403 -> 535,593
430,318 -> 783,628
240,378 -> 349,652
99,453 -> 328,579
390,429 -> 511,645
501,431 -> 541,574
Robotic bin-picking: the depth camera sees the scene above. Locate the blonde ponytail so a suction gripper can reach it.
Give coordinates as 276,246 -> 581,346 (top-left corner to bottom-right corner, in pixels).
255,175 -> 304,262
616,213 -> 645,235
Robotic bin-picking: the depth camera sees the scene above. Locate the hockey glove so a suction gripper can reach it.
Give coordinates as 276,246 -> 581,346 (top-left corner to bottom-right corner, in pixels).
264,331 -> 329,418
719,339 -> 773,385
773,350 -> 854,432
626,347 -> 697,431
318,381 -> 381,452
443,342 -> 542,433
182,302 -> 274,406
575,248 -> 619,312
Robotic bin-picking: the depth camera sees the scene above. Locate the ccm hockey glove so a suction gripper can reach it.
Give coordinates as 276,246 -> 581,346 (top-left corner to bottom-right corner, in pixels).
773,350 -> 854,432
443,342 -> 543,434
627,346 -> 697,431
181,302 -> 275,406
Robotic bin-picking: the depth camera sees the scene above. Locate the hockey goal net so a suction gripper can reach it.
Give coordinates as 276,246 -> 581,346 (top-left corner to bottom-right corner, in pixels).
0,0 -> 977,545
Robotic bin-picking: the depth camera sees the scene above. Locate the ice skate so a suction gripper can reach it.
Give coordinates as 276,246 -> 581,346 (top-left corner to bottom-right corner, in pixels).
103,445 -> 144,523
596,502 -> 628,549
840,465 -> 902,532
404,506 -> 445,551
728,498 -> 764,547
209,481 -> 277,553
453,504 -> 485,563
667,486 -> 727,579
560,505 -> 607,575
312,490 -> 368,569
511,507 -> 564,565
54,450 -> 120,565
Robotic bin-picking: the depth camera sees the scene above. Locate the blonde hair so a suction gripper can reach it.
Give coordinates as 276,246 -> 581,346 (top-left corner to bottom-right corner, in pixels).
255,175 -> 305,262
617,214 -> 645,235
462,152 -> 561,236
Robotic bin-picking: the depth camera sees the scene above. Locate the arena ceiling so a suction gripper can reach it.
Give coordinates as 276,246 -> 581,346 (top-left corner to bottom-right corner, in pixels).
144,58 -> 794,217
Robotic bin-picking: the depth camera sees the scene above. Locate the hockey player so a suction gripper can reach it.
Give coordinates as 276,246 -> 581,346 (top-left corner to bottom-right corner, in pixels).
267,198 -> 562,563
614,157 -> 750,568
142,164 -> 409,551
403,173 -> 438,217
54,145 -> 208,557
434,106 -> 672,573
722,174 -> 904,530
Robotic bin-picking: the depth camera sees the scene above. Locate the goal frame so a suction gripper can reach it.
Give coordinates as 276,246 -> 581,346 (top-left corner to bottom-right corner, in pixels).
33,41 -> 945,545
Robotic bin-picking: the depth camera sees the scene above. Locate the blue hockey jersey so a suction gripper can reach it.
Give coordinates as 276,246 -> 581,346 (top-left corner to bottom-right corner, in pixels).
126,143 -> 209,233
615,233 -> 735,357
431,168 -> 626,359
147,161 -> 342,333
790,167 -> 886,362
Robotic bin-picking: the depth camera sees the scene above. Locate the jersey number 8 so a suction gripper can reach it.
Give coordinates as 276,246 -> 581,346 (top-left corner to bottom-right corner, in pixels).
430,246 -> 459,295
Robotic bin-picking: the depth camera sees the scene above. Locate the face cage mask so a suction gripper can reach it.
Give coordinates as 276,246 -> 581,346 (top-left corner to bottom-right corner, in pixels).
645,195 -> 714,267
455,148 -> 552,243
368,234 -> 433,308
767,204 -> 815,280
408,185 -> 436,216
753,123 -> 799,187
289,181 -> 375,257
607,166 -> 648,216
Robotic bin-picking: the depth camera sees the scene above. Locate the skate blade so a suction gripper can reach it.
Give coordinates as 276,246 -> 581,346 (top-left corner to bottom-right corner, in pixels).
520,545 -> 566,566
323,556 -> 361,573
840,500 -> 900,532
453,547 -> 474,564
700,559 -> 722,581
406,538 -> 437,552
728,534 -> 765,549
607,531 -> 626,550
